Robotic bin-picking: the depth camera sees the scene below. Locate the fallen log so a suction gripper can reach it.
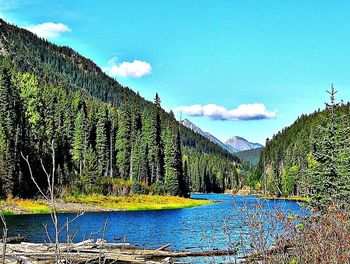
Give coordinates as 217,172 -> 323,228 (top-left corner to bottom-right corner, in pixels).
0,240 -> 238,263
0,235 -> 27,244
117,248 -> 238,259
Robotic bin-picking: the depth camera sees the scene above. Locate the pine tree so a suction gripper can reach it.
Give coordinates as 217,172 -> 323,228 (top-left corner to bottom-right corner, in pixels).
183,158 -> 190,196
163,119 -> 183,196
310,85 -> 347,210
96,106 -> 108,177
144,94 -> 164,184
138,141 -> 150,184
80,146 -> 99,194
154,93 -> 161,107
130,98 -> 142,178
107,106 -> 117,178
174,128 -> 188,197
116,102 -> 131,179
0,62 -> 17,196
72,110 -> 85,175
130,131 -> 141,182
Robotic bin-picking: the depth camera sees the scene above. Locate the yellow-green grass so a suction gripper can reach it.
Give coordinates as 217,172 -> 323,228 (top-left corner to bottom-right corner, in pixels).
64,194 -> 213,211
261,195 -> 311,203
0,198 -> 51,215
0,195 -> 213,215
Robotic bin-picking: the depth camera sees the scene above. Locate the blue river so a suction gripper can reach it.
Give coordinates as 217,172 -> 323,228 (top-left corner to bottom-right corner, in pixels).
4,194 -> 309,261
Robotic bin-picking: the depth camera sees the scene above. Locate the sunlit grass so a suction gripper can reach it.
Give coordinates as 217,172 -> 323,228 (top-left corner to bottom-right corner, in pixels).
0,198 -> 51,215
64,194 -> 213,211
13,199 -> 51,213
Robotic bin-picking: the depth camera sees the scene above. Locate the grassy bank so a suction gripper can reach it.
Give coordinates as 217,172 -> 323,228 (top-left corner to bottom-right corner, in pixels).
0,194 -> 213,215
261,195 -> 311,203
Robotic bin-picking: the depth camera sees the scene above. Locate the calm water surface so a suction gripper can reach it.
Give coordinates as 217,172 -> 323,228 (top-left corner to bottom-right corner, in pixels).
5,194 -> 309,252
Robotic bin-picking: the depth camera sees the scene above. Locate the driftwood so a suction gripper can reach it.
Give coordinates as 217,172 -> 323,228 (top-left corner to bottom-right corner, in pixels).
0,240 -> 238,263
118,248 -> 238,259
0,236 -> 26,244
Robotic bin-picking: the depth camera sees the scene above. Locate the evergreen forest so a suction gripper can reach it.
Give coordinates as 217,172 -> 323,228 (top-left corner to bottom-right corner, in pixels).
0,19 -> 240,198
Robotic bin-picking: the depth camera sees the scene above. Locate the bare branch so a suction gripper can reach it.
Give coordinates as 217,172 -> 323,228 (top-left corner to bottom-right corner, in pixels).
0,213 -> 7,264
20,152 -> 48,200
58,212 -> 84,234
40,158 -> 51,190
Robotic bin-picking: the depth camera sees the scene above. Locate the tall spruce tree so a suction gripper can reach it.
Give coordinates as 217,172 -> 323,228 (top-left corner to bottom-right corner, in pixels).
163,113 -> 183,196
310,85 -> 349,210
145,94 -> 164,184
116,101 -> 131,179
96,106 -> 108,177
0,62 -> 17,196
72,110 -> 85,176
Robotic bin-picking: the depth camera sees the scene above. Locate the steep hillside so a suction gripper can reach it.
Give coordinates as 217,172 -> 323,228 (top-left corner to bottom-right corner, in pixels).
235,147 -> 263,165
0,19 -> 239,197
256,102 -> 350,196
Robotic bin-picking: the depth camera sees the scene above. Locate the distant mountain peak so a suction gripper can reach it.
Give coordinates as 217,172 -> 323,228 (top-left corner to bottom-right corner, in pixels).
180,119 -> 262,153
180,119 -> 234,153
225,136 -> 263,152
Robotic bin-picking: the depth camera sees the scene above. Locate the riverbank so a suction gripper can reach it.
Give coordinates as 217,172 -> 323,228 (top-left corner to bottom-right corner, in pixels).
0,194 -> 213,215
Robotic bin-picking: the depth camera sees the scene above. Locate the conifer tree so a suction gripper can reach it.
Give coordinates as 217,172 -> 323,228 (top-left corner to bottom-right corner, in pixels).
310,85 -> 348,210
116,102 -> 131,179
183,158 -> 190,196
107,107 -> 117,178
72,110 -> 86,175
0,62 -> 17,196
96,106 -> 108,177
80,146 -> 99,194
163,118 -> 183,196
145,94 -> 164,184
130,131 -> 141,182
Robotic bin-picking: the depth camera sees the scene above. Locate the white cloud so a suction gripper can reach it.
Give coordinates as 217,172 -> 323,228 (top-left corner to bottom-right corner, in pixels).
103,57 -> 152,78
25,22 -> 71,38
174,103 -> 276,121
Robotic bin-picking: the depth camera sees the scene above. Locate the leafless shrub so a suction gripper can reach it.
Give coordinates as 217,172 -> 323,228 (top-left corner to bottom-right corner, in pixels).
222,199 -> 350,264
223,199 -> 298,263
21,140 -> 84,263
287,205 -> 350,264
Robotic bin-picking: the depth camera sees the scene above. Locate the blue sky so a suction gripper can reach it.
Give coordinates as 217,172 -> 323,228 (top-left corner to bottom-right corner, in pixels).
1,0 -> 350,144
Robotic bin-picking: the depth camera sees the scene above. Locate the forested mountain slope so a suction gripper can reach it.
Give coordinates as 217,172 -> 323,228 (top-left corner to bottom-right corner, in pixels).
235,147 -> 263,165
256,102 -> 350,197
0,19 -> 240,198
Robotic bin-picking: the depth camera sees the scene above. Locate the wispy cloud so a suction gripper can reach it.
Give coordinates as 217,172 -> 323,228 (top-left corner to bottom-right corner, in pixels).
25,22 -> 71,38
174,103 -> 276,121
103,57 -> 152,78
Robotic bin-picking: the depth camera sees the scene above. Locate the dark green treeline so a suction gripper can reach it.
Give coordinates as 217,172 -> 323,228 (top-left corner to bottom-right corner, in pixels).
0,60 -> 187,197
0,19 -> 240,198
0,59 -> 239,198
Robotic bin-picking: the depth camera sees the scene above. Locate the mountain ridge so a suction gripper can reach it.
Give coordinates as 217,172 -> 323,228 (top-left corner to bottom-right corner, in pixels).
225,136 -> 263,152
180,118 -> 263,153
